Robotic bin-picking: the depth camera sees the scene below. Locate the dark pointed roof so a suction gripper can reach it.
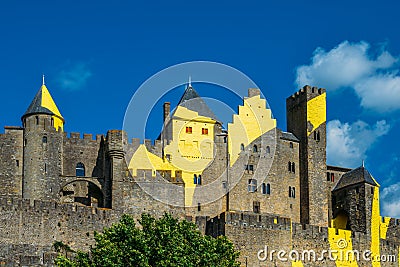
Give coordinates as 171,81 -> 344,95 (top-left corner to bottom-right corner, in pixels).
22,87 -> 54,118
22,84 -> 64,122
174,85 -> 220,123
332,166 -> 379,191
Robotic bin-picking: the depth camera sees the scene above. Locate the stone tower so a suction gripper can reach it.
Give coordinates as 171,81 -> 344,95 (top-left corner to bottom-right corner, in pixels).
21,77 -> 65,201
286,85 -> 328,227
331,166 -> 380,235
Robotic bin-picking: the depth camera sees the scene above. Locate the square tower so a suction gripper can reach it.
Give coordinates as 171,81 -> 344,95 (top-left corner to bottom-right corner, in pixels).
286,85 -> 328,227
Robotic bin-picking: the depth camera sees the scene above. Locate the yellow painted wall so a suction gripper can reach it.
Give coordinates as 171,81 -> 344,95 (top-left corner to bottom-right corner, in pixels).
380,216 -> 391,239
129,104 -> 217,206
370,187 -> 381,267
292,260 -> 304,267
164,105 -> 216,173
307,93 -> 326,136
328,228 -> 358,266
228,95 -> 276,165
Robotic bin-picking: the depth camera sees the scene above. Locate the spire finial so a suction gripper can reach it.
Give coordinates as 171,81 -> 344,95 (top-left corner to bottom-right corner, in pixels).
188,75 -> 192,87
42,74 -> 45,85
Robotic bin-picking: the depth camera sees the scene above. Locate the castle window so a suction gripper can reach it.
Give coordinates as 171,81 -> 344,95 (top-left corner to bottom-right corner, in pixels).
51,118 -> 54,126
288,162 -> 295,173
36,116 -> 39,125
44,163 -> 47,173
331,173 -> 335,182
289,186 -> 296,198
193,174 -> 202,185
327,172 -> 331,181
198,203 -> 201,212
253,201 -> 260,213
76,162 -> 85,177
42,136 -> 47,143
318,88 -> 322,94
290,142 -> 293,148
245,164 -> 254,173
248,179 -> 257,193
317,131 -> 321,141
313,131 -> 317,140
185,127 -> 192,134
201,128 -> 208,135
262,183 -> 271,195
240,143 -> 245,151
253,145 -> 258,153
371,187 -> 374,194
16,160 -> 19,167
266,146 -> 270,154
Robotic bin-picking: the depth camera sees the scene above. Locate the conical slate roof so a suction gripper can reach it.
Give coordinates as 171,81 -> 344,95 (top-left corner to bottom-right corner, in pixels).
175,85 -> 220,123
332,166 -> 379,191
22,83 -> 64,121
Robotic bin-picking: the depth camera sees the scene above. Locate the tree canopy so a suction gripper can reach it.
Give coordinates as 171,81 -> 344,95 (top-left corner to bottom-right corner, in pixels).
55,213 -> 240,267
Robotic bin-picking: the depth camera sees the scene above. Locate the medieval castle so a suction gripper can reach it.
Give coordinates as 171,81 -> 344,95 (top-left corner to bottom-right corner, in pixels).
0,78 -> 400,266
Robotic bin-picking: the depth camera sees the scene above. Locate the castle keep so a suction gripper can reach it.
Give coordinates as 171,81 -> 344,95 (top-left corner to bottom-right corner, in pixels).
1,79 -> 400,266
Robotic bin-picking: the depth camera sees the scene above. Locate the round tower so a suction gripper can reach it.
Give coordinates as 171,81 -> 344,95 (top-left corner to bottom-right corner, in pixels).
21,76 -> 65,200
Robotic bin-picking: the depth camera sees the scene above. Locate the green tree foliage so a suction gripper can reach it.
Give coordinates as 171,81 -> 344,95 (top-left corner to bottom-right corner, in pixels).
55,213 -> 240,267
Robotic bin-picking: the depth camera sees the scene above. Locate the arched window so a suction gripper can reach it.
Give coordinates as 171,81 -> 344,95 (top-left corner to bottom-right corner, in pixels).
317,131 -> 321,141
289,187 -> 296,198
194,174 -> 198,184
42,136 -> 47,143
291,162 -> 295,173
288,162 -> 292,172
240,143 -> 245,151
198,175 -> 202,185
262,183 -> 266,194
266,146 -> 270,154
253,145 -> 258,153
266,183 -> 271,195
76,162 -> 85,177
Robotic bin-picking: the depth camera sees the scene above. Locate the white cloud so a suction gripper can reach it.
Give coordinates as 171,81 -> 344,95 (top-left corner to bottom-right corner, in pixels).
56,62 -> 92,91
296,41 -> 400,113
381,182 -> 400,217
327,119 -> 390,168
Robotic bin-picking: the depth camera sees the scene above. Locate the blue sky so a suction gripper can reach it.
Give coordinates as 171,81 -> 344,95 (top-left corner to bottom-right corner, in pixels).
1,0 -> 400,216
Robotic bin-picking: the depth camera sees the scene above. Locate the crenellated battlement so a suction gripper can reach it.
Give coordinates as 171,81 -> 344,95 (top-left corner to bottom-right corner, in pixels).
286,85 -> 326,106
62,132 -> 104,143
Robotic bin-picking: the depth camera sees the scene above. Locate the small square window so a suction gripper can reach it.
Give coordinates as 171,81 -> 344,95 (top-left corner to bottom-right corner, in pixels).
186,127 -> 192,134
202,128 -> 208,135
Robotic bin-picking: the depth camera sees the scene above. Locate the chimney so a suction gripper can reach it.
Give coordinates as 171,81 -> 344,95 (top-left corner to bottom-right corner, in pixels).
163,102 -> 170,121
248,88 -> 261,97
